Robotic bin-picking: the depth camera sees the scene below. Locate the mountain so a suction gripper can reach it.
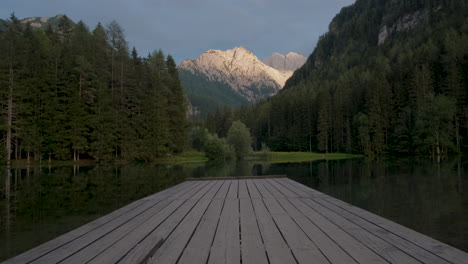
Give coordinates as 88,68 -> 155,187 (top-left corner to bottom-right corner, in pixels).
179,47 -> 293,118
0,15 -> 70,31
20,15 -> 65,29
223,0 -> 468,154
262,52 -> 306,72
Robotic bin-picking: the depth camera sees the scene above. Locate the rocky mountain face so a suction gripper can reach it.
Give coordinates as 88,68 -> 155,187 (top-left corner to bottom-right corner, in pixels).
0,15 -> 68,31
179,47 -> 295,118
285,1 -> 450,89
378,9 -> 430,45
262,52 -> 306,72
20,15 -> 65,29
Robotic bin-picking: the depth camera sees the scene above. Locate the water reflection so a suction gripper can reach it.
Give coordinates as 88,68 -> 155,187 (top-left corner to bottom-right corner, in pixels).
0,164 -> 187,261
284,158 -> 467,253
0,157 -> 467,261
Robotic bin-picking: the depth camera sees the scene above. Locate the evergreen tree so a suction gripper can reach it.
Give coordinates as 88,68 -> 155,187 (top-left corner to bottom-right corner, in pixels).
165,55 -> 187,153
0,16 -> 189,162
317,89 -> 331,153
1,13 -> 22,163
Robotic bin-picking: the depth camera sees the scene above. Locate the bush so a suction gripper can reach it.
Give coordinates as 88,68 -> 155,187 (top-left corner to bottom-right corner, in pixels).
227,120 -> 252,159
204,134 -> 234,160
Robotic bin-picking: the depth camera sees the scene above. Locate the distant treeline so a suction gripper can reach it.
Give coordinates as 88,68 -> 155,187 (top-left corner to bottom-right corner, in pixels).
0,15 -> 187,162
205,0 -> 468,156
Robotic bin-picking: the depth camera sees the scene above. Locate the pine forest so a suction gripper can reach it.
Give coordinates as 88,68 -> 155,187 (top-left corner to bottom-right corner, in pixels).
0,15 -> 187,163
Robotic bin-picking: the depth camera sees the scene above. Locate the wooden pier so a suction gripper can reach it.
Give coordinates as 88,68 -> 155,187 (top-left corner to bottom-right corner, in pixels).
3,177 -> 468,264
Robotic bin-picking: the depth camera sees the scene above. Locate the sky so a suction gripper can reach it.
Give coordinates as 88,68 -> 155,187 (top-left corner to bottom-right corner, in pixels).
1,0 -> 354,64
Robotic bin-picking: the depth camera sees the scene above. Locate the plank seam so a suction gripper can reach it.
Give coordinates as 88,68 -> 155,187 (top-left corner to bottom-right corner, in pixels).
271,179 -> 365,264
25,181 -> 197,264
280,178 -> 454,264
136,181 -> 219,264
264,180 -> 346,264
275,179 -> 416,264
106,181 -> 211,263
252,179 -> 300,264
317,197 -> 450,264
174,181 -> 225,264
276,178 -> 396,263
262,179 -> 335,264
205,181 -> 231,264
238,198 -> 242,264
56,181 -> 201,263
24,200 -> 150,263
245,180 -> 271,264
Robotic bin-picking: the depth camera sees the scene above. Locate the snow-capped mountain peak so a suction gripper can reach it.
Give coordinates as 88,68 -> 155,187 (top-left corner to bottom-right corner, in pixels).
179,47 -> 293,103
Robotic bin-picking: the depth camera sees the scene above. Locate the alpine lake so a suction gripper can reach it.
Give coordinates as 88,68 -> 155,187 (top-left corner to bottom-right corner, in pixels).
1,157 -> 467,261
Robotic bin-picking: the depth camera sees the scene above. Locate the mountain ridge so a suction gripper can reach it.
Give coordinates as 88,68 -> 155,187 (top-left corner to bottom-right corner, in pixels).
179,47 -> 297,118
230,0 -> 468,155
179,46 -> 293,97
262,52 -> 306,72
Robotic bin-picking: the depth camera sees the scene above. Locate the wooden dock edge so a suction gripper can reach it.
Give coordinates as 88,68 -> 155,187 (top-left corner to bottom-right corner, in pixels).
186,175 -> 287,181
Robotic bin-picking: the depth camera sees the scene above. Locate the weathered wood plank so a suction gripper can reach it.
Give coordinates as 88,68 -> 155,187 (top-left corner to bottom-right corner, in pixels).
214,180 -> 231,199
147,181 -> 224,264
275,198 -> 357,264
58,182 -> 199,264
251,199 -> 297,264
87,181 -> 211,264
239,197 -> 269,264
276,178 -> 426,263
246,179 -> 262,199
226,179 -> 238,199
238,179 -> 250,199
187,175 -> 286,181
178,181 -> 231,264
320,195 -> 468,264
255,178 -> 284,199
203,180 -> 224,201
266,178 -> 299,198
177,199 -> 224,264
117,181 -> 217,264
61,199 -> 174,264
262,198 -> 329,264
279,178 -> 326,198
208,198 -> 240,264
2,180 -> 194,264
182,180 -> 213,200
252,179 -> 273,199
296,198 -> 390,264
311,197 -> 443,264
273,178 -> 311,197
279,177 -> 468,264
142,181 -> 194,200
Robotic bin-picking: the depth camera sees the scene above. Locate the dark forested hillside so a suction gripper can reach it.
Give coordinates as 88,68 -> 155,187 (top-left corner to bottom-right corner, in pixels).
179,70 -> 245,118
0,14 -> 187,162
212,0 -> 468,156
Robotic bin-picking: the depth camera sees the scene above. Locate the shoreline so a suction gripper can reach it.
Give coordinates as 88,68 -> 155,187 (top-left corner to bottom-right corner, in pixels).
1,151 -> 362,168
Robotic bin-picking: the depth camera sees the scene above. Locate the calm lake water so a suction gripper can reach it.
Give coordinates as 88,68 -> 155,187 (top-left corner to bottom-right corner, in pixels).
0,157 -> 467,261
